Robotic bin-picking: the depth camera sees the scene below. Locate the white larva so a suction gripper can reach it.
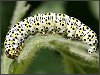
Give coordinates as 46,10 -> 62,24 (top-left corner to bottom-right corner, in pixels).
4,12 -> 98,59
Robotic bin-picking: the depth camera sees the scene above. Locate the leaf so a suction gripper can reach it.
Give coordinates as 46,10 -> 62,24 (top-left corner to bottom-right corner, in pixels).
49,39 -> 99,74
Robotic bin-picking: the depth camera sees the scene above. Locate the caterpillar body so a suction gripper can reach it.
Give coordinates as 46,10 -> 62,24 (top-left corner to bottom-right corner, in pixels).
4,12 -> 98,59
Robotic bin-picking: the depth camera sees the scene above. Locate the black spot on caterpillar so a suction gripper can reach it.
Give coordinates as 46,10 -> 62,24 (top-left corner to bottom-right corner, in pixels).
4,12 -> 98,59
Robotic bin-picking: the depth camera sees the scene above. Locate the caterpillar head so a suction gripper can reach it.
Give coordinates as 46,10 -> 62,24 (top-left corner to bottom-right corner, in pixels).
5,49 -> 20,59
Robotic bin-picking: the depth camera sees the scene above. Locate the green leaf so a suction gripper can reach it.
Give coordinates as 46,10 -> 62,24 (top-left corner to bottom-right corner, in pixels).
49,39 -> 99,74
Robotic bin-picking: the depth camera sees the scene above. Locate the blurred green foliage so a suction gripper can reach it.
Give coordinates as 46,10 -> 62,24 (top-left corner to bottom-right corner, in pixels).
1,1 -> 99,74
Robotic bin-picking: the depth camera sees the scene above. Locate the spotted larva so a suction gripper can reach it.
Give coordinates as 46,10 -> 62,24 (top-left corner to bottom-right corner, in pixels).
4,12 -> 98,59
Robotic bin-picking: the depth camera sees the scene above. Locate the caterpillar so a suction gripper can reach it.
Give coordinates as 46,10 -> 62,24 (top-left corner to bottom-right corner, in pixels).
4,12 -> 98,59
